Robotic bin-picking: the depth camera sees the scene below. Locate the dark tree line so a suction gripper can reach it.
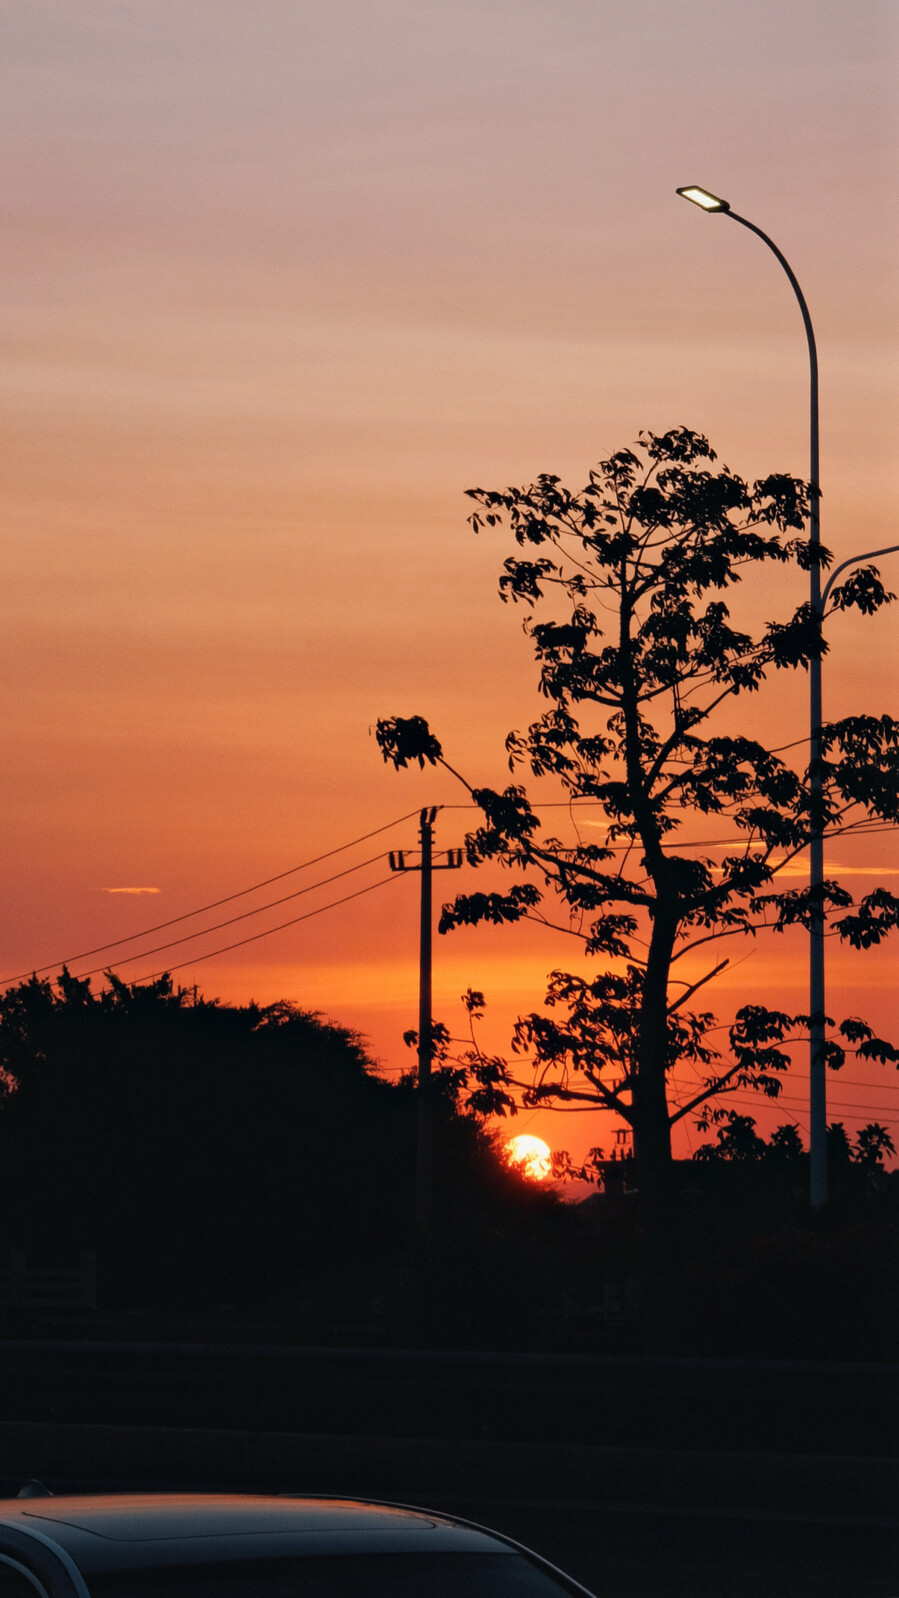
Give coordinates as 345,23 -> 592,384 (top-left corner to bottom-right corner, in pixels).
0,969 -> 565,1329
0,968 -> 895,1355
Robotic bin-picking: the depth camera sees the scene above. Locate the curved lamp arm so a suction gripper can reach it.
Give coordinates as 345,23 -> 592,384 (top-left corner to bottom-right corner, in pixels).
821,544 -> 899,608
676,187 -> 820,567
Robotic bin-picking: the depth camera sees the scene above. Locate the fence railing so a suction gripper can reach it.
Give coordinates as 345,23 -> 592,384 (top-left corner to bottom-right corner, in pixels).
0,1251 -> 97,1309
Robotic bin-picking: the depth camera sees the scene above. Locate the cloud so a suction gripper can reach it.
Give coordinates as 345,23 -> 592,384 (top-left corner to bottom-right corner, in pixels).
99,887 -> 161,895
830,865 -> 899,877
767,860 -> 899,879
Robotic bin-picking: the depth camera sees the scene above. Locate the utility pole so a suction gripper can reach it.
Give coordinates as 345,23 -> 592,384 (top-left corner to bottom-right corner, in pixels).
389,808 -> 462,1235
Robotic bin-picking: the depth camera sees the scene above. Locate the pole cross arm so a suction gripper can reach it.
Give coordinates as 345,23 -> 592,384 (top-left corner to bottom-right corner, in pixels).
389,849 -> 463,872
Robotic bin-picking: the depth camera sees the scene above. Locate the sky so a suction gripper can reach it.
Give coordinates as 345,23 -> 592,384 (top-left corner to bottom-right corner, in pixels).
2,0 -> 897,1170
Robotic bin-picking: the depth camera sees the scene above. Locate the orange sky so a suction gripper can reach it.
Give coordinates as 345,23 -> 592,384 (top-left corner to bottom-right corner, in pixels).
2,0 -> 897,1168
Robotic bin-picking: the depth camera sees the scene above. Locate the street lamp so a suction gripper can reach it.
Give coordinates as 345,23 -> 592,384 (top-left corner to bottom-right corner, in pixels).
676,184 -> 827,1204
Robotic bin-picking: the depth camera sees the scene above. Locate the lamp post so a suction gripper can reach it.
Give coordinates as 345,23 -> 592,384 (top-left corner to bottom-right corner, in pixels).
676,185 -> 828,1205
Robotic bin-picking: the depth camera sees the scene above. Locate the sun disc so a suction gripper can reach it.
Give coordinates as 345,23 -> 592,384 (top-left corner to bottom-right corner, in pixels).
505,1133 -> 552,1181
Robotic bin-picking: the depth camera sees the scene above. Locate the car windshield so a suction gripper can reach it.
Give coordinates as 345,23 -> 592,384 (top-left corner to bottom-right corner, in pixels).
86,1551 -> 581,1597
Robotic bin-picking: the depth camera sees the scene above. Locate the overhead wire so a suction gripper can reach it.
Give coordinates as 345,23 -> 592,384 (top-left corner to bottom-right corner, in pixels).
780,1074 -> 899,1093
5,796 -> 896,1074
131,873 -> 404,986
6,798 -> 894,990
440,804 -> 896,846
723,1088 -> 896,1119
59,850 -> 392,983
0,807 -> 423,987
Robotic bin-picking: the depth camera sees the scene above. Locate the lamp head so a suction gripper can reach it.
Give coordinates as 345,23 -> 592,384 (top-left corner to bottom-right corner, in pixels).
676,185 -> 730,213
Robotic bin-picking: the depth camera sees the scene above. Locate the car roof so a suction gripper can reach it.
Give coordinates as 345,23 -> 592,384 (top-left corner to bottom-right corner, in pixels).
0,1493 -> 507,1573
1,1495 -> 452,1540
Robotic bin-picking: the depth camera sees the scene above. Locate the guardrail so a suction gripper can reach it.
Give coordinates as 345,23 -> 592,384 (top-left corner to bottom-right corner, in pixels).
0,1252 -> 97,1309
0,1339 -> 896,1455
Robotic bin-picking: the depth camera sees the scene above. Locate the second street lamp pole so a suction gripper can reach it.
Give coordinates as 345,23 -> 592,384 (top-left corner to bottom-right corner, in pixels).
676,186 -> 828,1204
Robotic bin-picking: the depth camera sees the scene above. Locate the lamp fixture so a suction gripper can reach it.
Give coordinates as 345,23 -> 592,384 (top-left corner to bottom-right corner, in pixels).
676,185 -> 730,212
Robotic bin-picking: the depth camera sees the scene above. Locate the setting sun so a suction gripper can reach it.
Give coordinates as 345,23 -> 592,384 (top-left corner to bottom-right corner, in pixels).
505,1134 -> 553,1182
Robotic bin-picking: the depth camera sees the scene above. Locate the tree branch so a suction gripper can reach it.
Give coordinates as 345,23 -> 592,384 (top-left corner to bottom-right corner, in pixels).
667,959 -> 729,1015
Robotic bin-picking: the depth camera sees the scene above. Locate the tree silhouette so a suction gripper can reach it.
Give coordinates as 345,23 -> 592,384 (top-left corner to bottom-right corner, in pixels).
694,1112 -> 895,1167
377,429 -> 899,1194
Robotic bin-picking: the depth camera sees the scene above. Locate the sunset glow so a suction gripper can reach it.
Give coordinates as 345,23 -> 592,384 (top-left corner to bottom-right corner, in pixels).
1,2 -> 896,1172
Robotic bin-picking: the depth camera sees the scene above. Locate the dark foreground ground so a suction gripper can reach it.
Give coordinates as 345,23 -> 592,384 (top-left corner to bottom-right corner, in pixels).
1,1344 -> 896,1596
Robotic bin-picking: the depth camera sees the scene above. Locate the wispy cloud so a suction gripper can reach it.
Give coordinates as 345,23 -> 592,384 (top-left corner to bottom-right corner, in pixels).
99,887 -> 161,896
831,865 -> 899,877
763,859 -> 808,878
767,861 -> 899,879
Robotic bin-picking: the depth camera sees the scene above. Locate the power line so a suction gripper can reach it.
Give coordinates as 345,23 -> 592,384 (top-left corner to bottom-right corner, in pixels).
441,805 -> 896,847
783,1074 -> 899,1093
0,807 -> 423,987
62,851 -> 390,983
6,800 -> 894,991
720,1090 -> 894,1123
130,873 -> 404,986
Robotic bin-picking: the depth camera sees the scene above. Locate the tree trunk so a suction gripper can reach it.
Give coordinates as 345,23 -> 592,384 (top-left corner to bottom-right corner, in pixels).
632,884 -> 683,1349
633,890 -> 677,1199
